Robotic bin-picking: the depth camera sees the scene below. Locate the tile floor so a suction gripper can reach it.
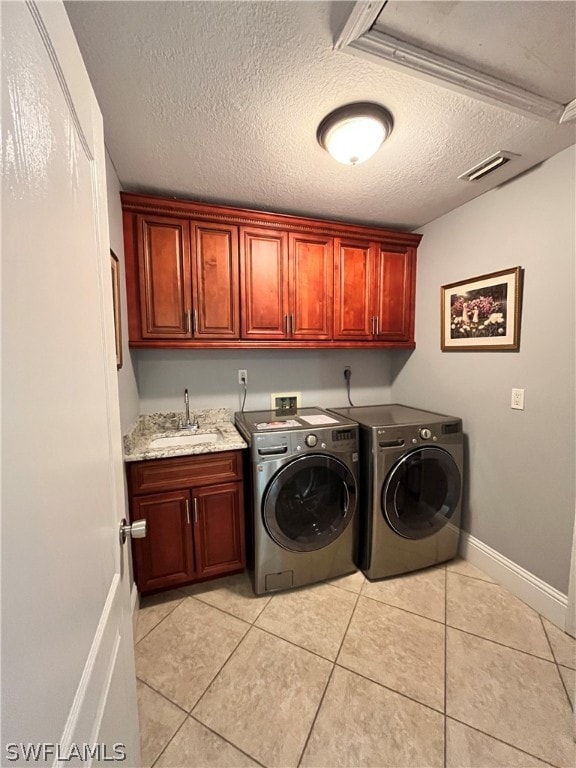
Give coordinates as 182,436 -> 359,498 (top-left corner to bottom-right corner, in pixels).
134,559 -> 575,768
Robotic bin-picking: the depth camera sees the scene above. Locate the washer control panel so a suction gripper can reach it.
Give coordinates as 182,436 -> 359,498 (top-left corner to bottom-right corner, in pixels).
254,426 -> 358,459
294,427 -> 358,454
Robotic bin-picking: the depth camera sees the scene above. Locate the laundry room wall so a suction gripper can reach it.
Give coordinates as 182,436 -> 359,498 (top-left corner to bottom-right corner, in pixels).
390,145 -> 576,595
134,348 -> 393,414
106,151 -> 139,434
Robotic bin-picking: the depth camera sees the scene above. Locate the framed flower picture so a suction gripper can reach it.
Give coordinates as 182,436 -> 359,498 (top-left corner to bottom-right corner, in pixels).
441,267 -> 523,351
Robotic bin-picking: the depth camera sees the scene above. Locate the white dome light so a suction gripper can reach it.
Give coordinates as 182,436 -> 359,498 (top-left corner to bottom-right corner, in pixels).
317,103 -> 394,166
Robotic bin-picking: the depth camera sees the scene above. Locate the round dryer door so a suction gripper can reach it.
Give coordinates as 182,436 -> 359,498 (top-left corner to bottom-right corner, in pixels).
382,446 -> 461,540
263,454 -> 356,552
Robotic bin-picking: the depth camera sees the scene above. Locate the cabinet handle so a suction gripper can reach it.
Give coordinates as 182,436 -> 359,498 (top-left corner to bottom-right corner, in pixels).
285,314 -> 289,335
375,317 -> 380,336
185,499 -> 191,525
290,314 -> 295,334
186,310 -> 192,334
193,309 -> 198,334
193,497 -> 198,525
371,316 -> 376,335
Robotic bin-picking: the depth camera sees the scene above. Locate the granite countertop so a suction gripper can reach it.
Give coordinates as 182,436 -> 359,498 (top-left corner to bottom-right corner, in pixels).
123,408 -> 247,462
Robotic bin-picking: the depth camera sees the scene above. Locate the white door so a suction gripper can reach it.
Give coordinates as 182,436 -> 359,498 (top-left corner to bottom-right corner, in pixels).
2,1 -> 140,765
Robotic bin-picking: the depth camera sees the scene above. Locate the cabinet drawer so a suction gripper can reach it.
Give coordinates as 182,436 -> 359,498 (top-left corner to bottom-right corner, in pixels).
128,450 -> 243,494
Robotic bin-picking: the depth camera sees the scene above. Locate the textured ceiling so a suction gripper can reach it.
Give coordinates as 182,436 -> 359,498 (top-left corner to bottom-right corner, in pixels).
65,1 -> 576,231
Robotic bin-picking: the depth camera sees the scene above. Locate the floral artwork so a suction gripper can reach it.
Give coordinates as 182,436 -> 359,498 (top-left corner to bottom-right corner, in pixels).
450,285 -> 506,338
441,267 -> 522,351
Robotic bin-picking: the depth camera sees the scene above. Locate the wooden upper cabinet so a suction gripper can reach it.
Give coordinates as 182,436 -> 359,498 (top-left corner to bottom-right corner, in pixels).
334,239 -> 416,342
373,246 -> 416,341
333,239 -> 374,340
240,227 -> 289,339
137,214 -> 192,339
240,229 -> 333,340
192,223 -> 239,338
121,192 -> 421,348
129,214 -> 239,341
289,233 -> 333,339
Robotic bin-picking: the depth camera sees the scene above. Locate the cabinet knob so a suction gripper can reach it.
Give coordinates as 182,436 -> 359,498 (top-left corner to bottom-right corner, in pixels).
119,518 -> 147,544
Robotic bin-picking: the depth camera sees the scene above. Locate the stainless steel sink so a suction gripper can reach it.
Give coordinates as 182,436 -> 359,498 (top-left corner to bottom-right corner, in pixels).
148,432 -> 220,449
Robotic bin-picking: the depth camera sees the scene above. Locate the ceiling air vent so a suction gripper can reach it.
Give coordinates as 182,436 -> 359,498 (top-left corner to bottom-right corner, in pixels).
459,151 -> 520,182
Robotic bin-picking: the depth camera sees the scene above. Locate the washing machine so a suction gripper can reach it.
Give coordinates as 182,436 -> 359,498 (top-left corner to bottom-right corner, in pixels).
235,407 -> 359,594
329,404 -> 463,579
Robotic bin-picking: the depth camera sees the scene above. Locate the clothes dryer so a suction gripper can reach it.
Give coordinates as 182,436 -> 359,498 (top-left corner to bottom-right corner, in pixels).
329,405 -> 463,579
235,407 -> 359,594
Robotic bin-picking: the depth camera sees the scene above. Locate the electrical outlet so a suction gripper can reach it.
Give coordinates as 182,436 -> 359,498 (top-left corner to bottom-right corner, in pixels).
511,388 -> 525,410
238,369 -> 248,385
344,366 -> 352,380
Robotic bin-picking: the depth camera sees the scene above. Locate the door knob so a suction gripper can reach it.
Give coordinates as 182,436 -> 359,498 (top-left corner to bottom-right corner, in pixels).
119,518 -> 147,544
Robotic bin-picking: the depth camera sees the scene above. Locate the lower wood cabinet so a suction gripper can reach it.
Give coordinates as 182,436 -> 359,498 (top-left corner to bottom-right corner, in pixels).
127,451 -> 245,593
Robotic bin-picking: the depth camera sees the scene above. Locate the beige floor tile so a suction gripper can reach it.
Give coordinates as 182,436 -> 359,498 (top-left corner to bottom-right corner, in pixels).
337,596 -> 445,710
446,557 -> 495,582
136,680 -> 186,768
446,719 -> 551,767
446,627 -> 576,767
361,565 -> 446,622
301,666 -> 444,768
181,571 -> 271,623
559,665 -> 575,708
326,569 -> 365,594
446,572 -> 553,659
155,717 -> 259,767
136,598 -> 248,710
135,589 -> 187,644
255,582 -> 357,660
193,627 -> 332,768
543,618 -> 576,669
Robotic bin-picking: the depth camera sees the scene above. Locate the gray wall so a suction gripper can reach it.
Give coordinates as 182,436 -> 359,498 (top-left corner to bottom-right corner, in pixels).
390,146 -> 576,593
106,151 -> 140,433
135,348 -> 393,414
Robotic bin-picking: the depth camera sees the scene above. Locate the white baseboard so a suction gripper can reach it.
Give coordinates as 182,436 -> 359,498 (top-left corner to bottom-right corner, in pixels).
459,531 -> 568,631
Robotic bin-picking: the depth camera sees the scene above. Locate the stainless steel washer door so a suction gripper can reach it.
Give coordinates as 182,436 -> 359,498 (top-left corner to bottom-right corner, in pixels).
382,447 -> 461,539
263,454 -> 356,552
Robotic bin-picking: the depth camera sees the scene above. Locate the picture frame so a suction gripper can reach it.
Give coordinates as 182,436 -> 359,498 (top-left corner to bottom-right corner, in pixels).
110,250 -> 123,369
441,266 -> 523,351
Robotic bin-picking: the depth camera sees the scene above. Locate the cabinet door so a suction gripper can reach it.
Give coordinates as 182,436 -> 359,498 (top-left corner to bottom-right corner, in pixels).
193,483 -> 245,579
136,214 -> 192,338
289,233 -> 333,339
240,227 -> 289,339
192,223 -> 239,338
131,491 -> 195,592
373,246 -> 416,342
333,239 -> 374,339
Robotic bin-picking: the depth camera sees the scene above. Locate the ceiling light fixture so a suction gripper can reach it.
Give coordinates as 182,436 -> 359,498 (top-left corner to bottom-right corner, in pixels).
317,102 -> 394,166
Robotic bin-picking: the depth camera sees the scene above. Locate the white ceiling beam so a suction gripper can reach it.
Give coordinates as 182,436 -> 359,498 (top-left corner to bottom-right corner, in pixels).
335,6 -> 571,124
334,0 -> 386,50
560,99 -> 576,124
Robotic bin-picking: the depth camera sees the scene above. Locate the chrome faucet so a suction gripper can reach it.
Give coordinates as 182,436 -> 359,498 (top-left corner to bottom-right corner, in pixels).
178,388 -> 198,430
